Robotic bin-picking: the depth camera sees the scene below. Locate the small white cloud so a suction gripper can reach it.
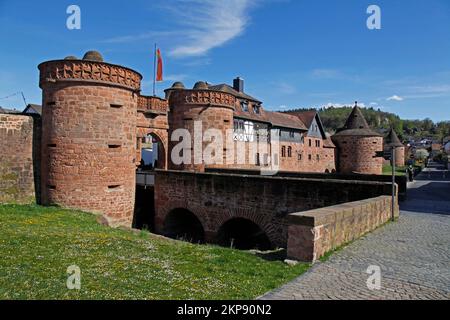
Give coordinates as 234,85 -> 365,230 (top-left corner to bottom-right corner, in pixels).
275,82 -> 296,95
387,95 -> 404,101
163,74 -> 189,82
311,69 -> 340,79
324,102 -> 367,109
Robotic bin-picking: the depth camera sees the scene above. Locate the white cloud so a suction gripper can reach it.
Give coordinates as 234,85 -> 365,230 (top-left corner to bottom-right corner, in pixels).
275,82 -> 296,94
163,74 -> 189,82
106,0 -> 256,58
168,0 -> 255,57
324,102 -> 366,108
387,95 -> 404,101
311,69 -> 340,79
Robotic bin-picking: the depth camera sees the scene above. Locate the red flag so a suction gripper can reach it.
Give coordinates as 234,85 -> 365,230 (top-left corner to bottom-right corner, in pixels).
156,48 -> 163,82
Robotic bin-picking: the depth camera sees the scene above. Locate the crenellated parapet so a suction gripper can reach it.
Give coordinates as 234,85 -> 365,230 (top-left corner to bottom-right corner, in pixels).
138,95 -> 168,115
167,88 -> 236,109
38,59 -> 142,91
184,90 -> 236,108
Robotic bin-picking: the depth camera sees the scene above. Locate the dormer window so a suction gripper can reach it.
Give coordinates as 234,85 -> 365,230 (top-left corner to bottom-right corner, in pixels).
254,104 -> 261,114
241,101 -> 249,112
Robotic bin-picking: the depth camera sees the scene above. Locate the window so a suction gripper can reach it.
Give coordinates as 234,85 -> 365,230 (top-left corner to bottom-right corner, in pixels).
263,154 -> 269,166
315,140 -> 321,147
298,153 -> 302,161
287,146 -> 292,157
241,101 -> 249,112
309,139 -> 312,147
234,119 -> 239,131
254,104 -> 260,114
317,154 -> 320,161
289,131 -> 295,138
281,146 -> 286,158
308,154 -> 312,161
255,153 -> 260,166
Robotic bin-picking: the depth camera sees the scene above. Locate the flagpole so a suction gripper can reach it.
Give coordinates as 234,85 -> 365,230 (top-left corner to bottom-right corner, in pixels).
153,43 -> 157,96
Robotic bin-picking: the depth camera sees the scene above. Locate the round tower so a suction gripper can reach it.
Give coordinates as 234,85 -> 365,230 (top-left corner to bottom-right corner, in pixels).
165,81 -> 236,171
38,51 -> 142,226
384,128 -> 405,166
331,103 -> 383,175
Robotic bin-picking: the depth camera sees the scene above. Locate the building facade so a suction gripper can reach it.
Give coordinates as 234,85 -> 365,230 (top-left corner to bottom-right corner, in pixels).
165,78 -> 336,173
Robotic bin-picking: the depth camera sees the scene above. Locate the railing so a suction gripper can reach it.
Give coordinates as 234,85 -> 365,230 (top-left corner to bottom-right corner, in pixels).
136,170 -> 155,187
137,96 -> 168,114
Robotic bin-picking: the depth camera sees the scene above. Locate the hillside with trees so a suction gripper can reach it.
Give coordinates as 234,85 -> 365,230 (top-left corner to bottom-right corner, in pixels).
285,106 -> 450,142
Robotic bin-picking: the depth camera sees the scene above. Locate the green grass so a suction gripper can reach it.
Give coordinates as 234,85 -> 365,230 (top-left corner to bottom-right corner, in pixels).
382,165 -> 406,176
0,204 -> 309,300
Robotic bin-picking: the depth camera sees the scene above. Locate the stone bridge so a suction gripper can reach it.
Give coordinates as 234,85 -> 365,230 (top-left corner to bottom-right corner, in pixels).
154,170 -> 395,251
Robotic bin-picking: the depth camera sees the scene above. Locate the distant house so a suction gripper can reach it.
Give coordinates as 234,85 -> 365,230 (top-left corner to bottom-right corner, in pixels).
0,106 -> 20,114
444,140 -> 450,154
23,104 -> 42,116
431,143 -> 442,157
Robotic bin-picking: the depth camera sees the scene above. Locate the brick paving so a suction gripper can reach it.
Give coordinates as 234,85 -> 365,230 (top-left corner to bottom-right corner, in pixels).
260,163 -> 450,300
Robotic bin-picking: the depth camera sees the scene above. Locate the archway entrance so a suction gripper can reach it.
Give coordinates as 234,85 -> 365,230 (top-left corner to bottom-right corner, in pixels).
139,133 -> 165,170
163,208 -> 205,244
216,218 -> 272,250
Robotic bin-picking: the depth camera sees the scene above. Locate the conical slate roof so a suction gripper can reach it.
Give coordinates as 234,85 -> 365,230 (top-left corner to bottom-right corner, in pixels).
385,128 -> 403,147
333,103 -> 382,137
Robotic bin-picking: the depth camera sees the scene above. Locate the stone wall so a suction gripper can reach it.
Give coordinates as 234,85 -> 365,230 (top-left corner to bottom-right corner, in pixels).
0,114 -> 39,204
154,170 -> 395,248
333,135 -> 383,175
205,168 -> 408,201
287,196 -> 399,262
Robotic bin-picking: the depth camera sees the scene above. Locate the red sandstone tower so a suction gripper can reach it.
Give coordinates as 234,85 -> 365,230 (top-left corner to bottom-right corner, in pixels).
384,128 -> 405,167
165,81 -> 236,171
332,104 -> 383,175
38,51 -> 142,226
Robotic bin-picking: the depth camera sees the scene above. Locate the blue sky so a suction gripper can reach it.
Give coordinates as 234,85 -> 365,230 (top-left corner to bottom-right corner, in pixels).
0,0 -> 449,121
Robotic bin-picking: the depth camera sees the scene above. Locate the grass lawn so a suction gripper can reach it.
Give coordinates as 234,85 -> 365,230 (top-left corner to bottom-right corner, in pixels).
382,165 -> 406,176
0,204 -> 309,300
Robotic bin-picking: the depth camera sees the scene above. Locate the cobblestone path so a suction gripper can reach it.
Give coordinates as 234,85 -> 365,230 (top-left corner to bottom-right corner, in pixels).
260,162 -> 450,300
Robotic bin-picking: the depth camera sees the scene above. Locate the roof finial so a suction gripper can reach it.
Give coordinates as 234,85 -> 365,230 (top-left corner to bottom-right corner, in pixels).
354,101 -> 358,107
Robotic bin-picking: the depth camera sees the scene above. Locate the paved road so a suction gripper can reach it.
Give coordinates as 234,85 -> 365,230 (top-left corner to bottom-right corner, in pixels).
260,162 -> 450,300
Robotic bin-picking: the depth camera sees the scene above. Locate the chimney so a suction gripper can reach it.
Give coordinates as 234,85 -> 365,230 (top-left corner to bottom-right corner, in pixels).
233,77 -> 244,93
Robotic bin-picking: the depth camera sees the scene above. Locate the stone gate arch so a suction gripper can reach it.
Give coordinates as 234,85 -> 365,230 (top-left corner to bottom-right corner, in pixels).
137,128 -> 168,169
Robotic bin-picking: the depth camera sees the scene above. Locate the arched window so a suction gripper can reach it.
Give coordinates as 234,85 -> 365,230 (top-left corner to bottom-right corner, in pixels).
281,146 -> 286,157
287,146 -> 292,157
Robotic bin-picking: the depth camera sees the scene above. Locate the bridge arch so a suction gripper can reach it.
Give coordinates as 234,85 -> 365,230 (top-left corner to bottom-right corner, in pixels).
216,217 -> 273,250
163,208 -> 205,244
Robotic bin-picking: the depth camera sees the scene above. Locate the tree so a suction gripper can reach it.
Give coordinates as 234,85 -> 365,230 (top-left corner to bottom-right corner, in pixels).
415,148 -> 429,161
